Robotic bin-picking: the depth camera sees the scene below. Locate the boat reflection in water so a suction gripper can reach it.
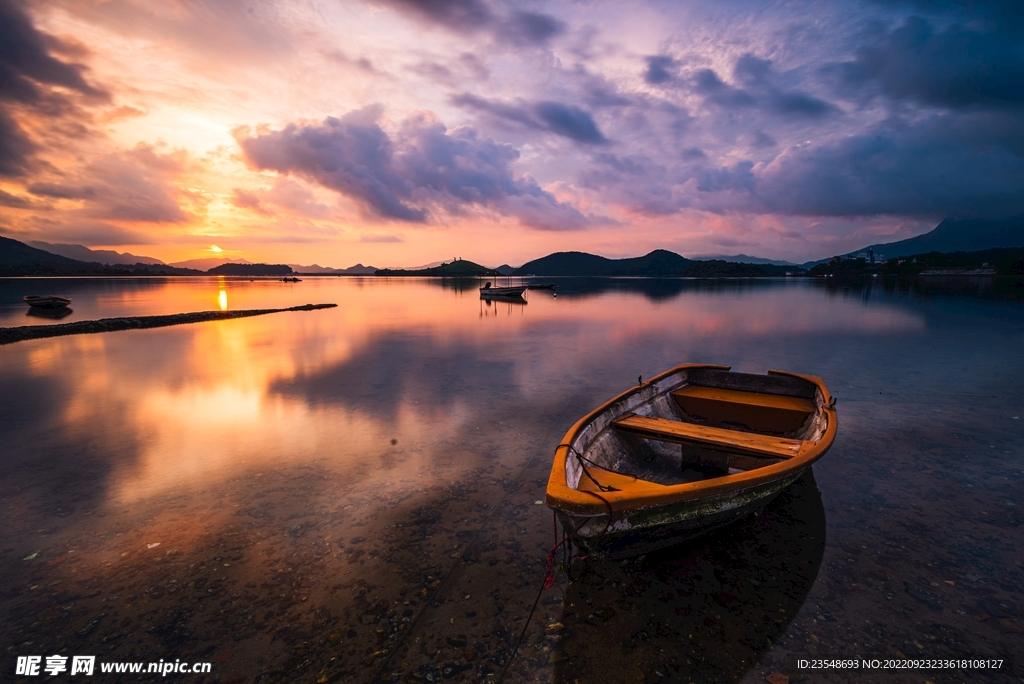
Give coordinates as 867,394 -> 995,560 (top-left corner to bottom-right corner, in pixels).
479,292 -> 526,318
553,470 -> 826,683
26,306 -> 74,320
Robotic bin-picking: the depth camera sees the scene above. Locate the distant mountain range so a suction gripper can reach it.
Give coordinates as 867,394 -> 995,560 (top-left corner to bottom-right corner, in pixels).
0,236 -> 201,276
28,241 -> 166,266
692,254 -> 800,267
837,216 -> 1024,261
513,250 -> 797,277
16,239 -> 379,274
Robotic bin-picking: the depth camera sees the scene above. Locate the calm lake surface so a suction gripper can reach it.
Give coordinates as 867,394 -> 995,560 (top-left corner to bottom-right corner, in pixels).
2,276 -> 1023,683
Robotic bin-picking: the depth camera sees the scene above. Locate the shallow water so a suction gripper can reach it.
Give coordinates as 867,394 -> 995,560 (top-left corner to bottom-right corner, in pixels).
1,276 -> 1022,683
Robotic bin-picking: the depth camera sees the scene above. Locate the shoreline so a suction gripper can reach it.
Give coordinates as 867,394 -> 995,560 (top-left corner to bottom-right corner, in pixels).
0,303 -> 337,345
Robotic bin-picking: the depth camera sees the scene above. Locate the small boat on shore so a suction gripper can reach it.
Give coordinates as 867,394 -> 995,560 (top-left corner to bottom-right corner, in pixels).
23,295 -> 72,309
545,363 -> 837,558
480,282 -> 527,297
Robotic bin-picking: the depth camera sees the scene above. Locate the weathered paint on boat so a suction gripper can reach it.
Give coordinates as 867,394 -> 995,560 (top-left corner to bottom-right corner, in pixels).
545,363 -> 837,558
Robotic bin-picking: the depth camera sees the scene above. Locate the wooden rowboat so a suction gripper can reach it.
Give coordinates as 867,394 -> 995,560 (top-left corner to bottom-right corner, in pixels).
23,295 -> 72,309
545,363 -> 837,558
480,283 -> 527,298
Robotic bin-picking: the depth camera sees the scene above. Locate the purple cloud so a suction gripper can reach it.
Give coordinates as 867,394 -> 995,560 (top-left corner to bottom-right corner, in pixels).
451,93 -> 608,144
235,108 -> 600,230
825,16 -> 1024,108
0,0 -> 108,176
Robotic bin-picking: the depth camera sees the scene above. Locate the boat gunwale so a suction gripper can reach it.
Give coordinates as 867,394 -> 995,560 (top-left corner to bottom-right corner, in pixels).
24,295 -> 72,307
544,362 -> 837,516
479,286 -> 527,296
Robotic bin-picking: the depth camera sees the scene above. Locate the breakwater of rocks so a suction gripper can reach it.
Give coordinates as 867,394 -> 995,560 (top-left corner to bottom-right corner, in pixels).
0,303 -> 337,345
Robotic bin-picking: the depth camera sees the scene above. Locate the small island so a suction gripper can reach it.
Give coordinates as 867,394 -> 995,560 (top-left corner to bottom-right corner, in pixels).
374,259 -> 497,277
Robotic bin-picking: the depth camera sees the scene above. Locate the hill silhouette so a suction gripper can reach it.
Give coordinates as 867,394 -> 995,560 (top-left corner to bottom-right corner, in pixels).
375,259 -> 495,276
0,235 -> 200,276
207,263 -> 293,276
514,249 -> 690,276
840,216 -> 1024,261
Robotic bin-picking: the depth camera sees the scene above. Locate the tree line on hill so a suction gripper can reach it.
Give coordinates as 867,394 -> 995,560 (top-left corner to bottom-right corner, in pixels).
807,247 -> 1024,278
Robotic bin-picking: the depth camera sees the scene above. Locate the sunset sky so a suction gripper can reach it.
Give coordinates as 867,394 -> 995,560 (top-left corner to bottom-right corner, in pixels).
1,0 -> 1022,268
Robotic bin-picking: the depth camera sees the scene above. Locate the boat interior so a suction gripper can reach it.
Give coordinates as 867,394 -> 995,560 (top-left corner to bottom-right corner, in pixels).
569,368 -> 829,492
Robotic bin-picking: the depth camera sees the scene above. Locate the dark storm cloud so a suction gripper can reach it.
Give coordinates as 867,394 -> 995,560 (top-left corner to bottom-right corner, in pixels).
755,112 -> 1024,217
375,0 -> 564,45
234,108 -> 598,230
503,11 -> 566,45
826,15 -> 1024,108
0,0 -> 105,102
581,101 -> 1024,220
868,0 -> 1024,35
451,93 -> 608,144
27,182 -> 97,199
0,0 -> 107,176
692,69 -> 757,108
644,55 -> 676,85
0,110 -> 34,175
687,55 -> 835,118
534,102 -> 607,143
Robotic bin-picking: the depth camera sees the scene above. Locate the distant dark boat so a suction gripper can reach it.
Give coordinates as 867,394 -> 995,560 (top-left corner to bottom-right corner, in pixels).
24,295 -> 72,310
480,282 -> 526,297
545,363 -> 837,558
282,277 -> 302,282
527,283 -> 556,290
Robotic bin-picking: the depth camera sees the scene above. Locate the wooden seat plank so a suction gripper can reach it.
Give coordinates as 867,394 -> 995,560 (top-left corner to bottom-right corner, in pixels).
612,413 -> 802,459
671,385 -> 814,433
672,385 -> 814,413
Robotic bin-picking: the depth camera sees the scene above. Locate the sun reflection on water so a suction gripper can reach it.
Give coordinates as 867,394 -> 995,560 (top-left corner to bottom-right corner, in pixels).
1,277 -> 931,511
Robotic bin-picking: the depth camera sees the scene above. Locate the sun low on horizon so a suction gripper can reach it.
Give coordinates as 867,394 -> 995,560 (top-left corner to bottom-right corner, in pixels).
0,0 -> 1021,269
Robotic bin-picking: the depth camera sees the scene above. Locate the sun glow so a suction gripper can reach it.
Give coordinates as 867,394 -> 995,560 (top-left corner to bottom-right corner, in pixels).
209,245 -> 224,254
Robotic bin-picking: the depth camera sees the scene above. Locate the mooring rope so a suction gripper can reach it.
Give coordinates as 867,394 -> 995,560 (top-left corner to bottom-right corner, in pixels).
557,442 -> 640,493
497,510 -> 577,682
